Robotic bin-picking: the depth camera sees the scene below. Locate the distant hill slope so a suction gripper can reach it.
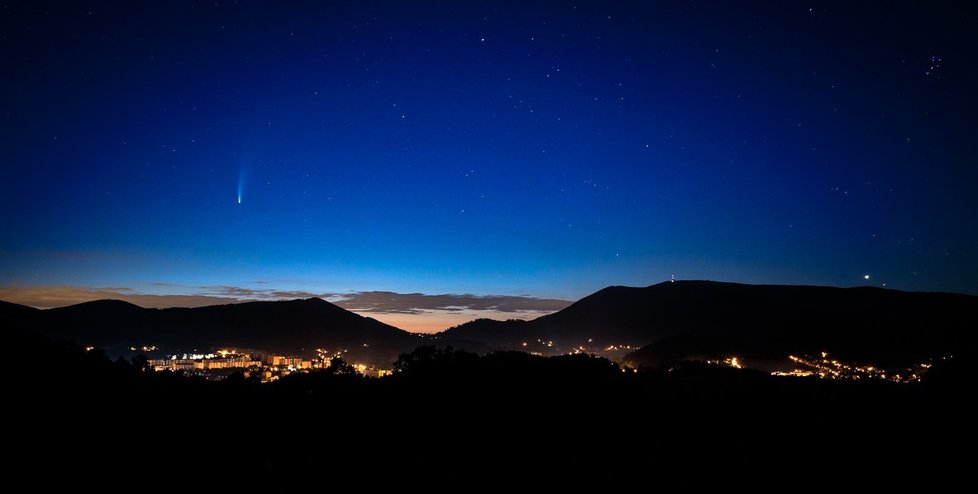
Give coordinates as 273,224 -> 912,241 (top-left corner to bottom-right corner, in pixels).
0,297 -> 420,362
439,281 -> 977,363
0,299 -> 41,320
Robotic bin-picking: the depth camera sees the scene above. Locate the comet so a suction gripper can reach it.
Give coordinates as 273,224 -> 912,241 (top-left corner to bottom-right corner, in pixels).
237,167 -> 245,204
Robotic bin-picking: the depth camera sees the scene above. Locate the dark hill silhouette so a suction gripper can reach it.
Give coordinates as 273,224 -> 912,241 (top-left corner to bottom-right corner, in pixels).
435,318 -> 529,353
0,297 -> 419,362
440,281 -> 976,364
0,299 -> 40,320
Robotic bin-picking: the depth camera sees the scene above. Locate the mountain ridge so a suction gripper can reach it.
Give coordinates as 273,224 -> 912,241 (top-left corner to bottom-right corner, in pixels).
3,280 -> 974,366
438,280 -> 977,364
1,296 -> 419,364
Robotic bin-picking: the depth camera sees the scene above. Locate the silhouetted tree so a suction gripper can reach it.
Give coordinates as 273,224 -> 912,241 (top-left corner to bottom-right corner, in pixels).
131,354 -> 149,372
329,356 -> 356,375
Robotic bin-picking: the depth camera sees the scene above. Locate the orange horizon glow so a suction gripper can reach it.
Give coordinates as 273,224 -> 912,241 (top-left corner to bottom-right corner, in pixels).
360,309 -> 550,334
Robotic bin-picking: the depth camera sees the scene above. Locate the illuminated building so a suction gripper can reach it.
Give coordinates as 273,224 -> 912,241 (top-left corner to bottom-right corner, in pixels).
149,354 -> 260,372
268,355 -> 313,369
357,367 -> 393,378
148,359 -> 197,372
194,357 -> 260,369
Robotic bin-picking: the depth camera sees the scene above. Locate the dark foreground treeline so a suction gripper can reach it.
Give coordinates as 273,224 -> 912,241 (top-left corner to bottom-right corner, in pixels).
14,331 -> 971,481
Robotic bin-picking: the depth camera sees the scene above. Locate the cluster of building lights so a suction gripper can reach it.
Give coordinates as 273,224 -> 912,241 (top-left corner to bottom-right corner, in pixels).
517,338 -> 639,358
148,349 -> 260,373
704,357 -> 744,369
145,347 -> 392,381
95,338 -> 950,387
772,352 -> 938,383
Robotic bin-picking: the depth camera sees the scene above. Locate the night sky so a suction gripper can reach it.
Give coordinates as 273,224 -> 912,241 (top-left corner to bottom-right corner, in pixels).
1,1 -> 976,331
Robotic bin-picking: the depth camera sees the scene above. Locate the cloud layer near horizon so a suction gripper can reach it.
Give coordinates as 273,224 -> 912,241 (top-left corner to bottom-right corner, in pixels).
0,285 -> 571,333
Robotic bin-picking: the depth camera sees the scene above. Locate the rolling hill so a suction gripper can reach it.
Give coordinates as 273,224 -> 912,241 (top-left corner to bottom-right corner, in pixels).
1,297 -> 420,364
439,281 -> 977,364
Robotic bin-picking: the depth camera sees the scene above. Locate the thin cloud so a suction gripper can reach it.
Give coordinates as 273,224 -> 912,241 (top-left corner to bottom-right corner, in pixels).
195,286 -> 333,300
0,286 -> 237,309
333,291 -> 571,314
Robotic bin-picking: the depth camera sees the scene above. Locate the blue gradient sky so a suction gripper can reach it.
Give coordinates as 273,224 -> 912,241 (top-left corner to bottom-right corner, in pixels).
1,2 -> 976,330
